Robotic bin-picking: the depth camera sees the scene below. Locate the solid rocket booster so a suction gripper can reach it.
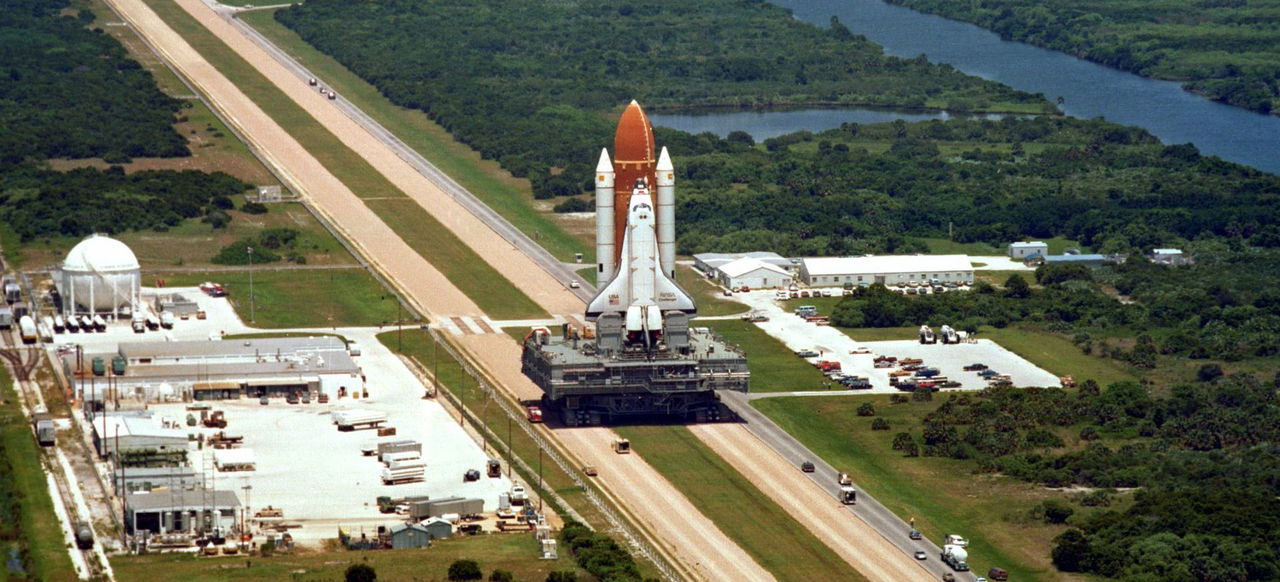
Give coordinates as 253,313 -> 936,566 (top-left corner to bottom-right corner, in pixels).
597,101 -> 676,283
594,149 -> 616,284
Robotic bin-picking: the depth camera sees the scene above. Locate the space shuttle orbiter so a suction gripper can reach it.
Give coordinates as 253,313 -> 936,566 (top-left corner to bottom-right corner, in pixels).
587,101 -> 695,334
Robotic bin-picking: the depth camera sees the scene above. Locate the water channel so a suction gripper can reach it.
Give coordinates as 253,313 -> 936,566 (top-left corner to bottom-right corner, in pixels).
654,0 -> 1279,175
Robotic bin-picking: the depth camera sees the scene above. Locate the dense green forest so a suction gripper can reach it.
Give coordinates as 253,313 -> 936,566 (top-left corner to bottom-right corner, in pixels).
674,117 -> 1279,257
0,0 -> 248,247
274,0 -> 1049,199
885,0 -> 1280,114
887,375 -> 1280,581
0,0 -> 190,161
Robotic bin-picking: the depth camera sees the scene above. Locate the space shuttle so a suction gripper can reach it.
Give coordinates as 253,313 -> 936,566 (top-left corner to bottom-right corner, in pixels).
586,101 -> 696,335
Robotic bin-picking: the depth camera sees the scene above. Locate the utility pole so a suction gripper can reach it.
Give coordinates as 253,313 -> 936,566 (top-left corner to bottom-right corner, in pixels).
247,246 -> 255,324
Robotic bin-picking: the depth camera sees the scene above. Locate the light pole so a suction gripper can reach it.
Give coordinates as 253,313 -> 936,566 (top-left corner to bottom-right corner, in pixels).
241,483 -> 252,536
247,246 -> 255,324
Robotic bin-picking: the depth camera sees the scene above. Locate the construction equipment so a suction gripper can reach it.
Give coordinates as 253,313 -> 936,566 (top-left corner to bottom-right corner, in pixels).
612,439 -> 631,454
940,324 -> 959,344
919,325 -> 937,344
202,411 -> 227,429
207,431 -> 243,449
942,544 -> 970,571
486,459 -> 502,478
839,486 -> 857,505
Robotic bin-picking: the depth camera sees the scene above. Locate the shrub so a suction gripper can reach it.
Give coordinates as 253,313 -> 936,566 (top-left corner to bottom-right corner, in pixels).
241,201 -> 268,214
1037,499 -> 1075,524
448,559 -> 483,581
345,563 -> 377,582
911,389 -> 933,402
889,394 -> 909,404
546,572 -> 578,582
871,418 -> 890,430
490,570 -> 514,582
856,402 -> 875,416
1196,363 -> 1223,382
553,197 -> 593,213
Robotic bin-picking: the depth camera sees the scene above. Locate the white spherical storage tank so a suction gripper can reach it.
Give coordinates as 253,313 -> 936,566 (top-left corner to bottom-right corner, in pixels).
61,234 -> 141,317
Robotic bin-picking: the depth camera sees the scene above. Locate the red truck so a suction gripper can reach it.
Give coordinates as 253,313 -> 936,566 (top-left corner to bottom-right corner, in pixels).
526,405 -> 544,423
814,360 -> 842,373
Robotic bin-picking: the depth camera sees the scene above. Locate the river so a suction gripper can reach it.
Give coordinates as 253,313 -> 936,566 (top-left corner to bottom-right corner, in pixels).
656,0 -> 1279,175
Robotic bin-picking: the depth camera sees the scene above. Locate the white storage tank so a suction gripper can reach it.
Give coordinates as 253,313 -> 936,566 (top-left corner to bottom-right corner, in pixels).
61,234 -> 140,318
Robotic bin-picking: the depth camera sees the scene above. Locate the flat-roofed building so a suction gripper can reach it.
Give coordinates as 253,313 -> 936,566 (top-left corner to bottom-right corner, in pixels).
1009,241 -> 1048,259
66,336 -> 363,402
92,411 -> 188,459
125,489 -> 239,535
693,252 -> 794,275
798,255 -> 974,287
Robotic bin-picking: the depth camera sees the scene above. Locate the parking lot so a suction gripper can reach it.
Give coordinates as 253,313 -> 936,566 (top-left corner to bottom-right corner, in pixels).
734,290 -> 1061,394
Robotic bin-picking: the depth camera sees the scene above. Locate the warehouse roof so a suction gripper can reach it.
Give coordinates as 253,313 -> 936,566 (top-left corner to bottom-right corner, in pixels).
120,336 -> 347,360
694,252 -> 793,270
126,489 -> 240,511
1151,248 -> 1183,255
717,257 -> 790,278
1045,254 -> 1107,263
801,255 -> 972,276
93,412 -> 187,440
1010,241 -> 1047,248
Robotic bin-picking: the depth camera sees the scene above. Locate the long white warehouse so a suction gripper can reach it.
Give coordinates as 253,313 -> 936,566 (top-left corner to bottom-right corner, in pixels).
798,255 -> 974,287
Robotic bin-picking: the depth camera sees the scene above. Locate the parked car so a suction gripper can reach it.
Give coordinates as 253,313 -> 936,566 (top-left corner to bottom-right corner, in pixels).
987,567 -> 1009,581
800,461 -> 815,473
914,551 -> 928,560
963,363 -> 988,371
909,529 -> 922,540
978,369 -> 1000,378
794,349 -> 820,358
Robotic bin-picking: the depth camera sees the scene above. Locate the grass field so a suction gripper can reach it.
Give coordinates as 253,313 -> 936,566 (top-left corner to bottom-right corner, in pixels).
703,320 -> 829,392
977,326 -> 1138,387
15,203 -> 353,270
674,264 -> 749,317
141,0 -> 548,321
615,425 -> 868,582
152,269 -> 399,328
0,369 -> 78,582
111,534 -> 584,582
364,199 -> 547,320
754,395 -> 1079,582
919,236 -> 1083,257
240,9 -> 590,264
75,0 -> 277,186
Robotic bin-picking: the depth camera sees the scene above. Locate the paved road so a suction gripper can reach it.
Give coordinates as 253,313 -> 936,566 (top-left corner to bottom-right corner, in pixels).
722,391 -> 982,582
217,3 -> 596,304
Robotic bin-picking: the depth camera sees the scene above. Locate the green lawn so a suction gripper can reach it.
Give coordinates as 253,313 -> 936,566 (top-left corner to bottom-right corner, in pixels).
754,395 -> 1076,582
615,425 -> 868,582
364,199 -> 547,320
142,0 -> 545,321
16,202 -> 354,270
111,534 -> 584,582
153,269 -> 399,328
703,320 -> 829,392
0,369 -> 78,582
239,9 -> 590,264
918,237 -> 1001,255
675,264 -> 749,317
977,326 -> 1138,387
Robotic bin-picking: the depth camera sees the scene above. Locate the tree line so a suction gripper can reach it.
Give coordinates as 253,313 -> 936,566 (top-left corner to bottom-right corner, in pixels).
888,374 -> 1280,581
885,0 -> 1280,114
0,0 -> 250,246
274,0 -> 1049,200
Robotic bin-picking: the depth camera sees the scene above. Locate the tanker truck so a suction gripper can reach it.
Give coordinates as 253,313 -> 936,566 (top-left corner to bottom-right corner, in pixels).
941,544 -> 970,571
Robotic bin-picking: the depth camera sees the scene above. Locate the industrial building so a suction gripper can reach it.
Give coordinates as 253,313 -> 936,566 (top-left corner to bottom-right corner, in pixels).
1149,248 -> 1189,265
59,234 -> 141,319
92,411 -> 189,459
68,336 -> 363,402
798,255 -> 974,287
114,466 -> 202,494
1044,254 -> 1109,268
715,257 -> 792,290
125,489 -> 240,535
420,517 -> 453,540
1009,241 -> 1048,259
693,252 -> 794,276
